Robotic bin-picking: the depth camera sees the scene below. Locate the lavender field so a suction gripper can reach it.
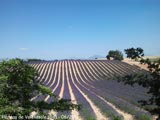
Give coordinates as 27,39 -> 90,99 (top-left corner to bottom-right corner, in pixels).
30,60 -> 152,120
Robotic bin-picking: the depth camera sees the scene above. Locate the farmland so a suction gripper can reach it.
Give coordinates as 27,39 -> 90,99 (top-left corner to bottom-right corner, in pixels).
30,60 -> 152,120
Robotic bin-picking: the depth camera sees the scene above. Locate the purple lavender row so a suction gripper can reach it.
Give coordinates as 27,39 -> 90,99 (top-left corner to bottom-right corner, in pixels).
73,61 -> 123,119
68,61 -> 96,120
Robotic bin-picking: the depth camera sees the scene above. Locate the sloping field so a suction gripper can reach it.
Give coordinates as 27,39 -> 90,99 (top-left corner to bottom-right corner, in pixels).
30,60 -> 152,120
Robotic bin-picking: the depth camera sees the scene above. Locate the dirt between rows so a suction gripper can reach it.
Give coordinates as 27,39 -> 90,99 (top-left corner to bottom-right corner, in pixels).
123,58 -> 148,71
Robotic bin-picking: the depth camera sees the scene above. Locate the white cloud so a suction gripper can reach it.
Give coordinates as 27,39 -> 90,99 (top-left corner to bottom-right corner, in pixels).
19,48 -> 29,51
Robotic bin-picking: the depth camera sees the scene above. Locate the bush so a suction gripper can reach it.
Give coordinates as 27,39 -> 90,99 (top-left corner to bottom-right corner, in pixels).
106,50 -> 123,61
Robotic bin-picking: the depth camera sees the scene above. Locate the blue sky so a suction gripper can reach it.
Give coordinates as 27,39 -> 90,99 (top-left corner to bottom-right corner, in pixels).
0,0 -> 160,59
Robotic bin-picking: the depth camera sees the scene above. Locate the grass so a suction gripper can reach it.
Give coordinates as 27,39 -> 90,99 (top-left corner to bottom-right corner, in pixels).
112,116 -> 123,120
135,56 -> 160,63
137,114 -> 151,120
85,116 -> 96,120
106,111 -> 123,120
80,107 -> 96,120
145,57 -> 160,63
102,96 -> 153,120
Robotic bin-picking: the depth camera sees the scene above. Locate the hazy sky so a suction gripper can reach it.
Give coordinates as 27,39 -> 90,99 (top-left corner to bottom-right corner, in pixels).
0,0 -> 160,59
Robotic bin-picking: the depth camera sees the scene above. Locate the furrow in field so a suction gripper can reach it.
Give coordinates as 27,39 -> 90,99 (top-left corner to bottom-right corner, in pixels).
80,61 -> 97,81
33,63 -> 45,81
78,61 -> 107,85
94,92 -> 133,120
45,61 -> 61,102
86,61 -> 103,80
79,61 -> 133,120
92,61 -> 146,102
45,62 -> 56,87
97,61 -> 115,74
79,61 -> 96,81
33,62 -> 42,70
94,61 -> 114,78
68,61 -> 96,119
92,78 -> 149,107
76,61 -> 90,81
115,61 -> 141,74
121,61 -> 143,73
40,62 -> 50,84
111,61 -> 134,74
90,61 -> 106,79
73,61 -> 95,89
31,63 -> 42,79
98,60 -> 124,79
56,61 -> 71,120
45,62 -> 59,116
59,61 -> 64,98
104,61 -> 129,75
42,62 -> 52,85
62,61 -> 71,99
74,61 -> 95,86
65,61 -> 82,120
73,61 -> 124,118
89,61 -> 107,79
73,61 -> 133,120
48,62 -> 58,89
30,63 -> 38,68
37,63 -> 48,83
35,62 -> 44,72
76,61 -> 121,96
100,61 -> 124,76
53,61 -> 63,98
77,61 -> 94,83
89,78 -> 150,119
91,62 -> 149,101
70,61 -> 107,120
76,61 -> 116,101
83,61 -> 100,80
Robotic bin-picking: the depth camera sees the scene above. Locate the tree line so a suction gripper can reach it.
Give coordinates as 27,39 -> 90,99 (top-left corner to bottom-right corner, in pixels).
106,47 -> 144,61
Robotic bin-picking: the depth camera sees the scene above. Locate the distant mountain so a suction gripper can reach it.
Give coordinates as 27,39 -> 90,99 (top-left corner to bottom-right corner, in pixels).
88,55 -> 105,60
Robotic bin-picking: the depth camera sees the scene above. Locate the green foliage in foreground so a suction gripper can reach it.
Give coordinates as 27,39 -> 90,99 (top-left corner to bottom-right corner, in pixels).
112,116 -> 122,120
0,58 -> 80,120
138,114 -> 151,120
117,58 -> 160,120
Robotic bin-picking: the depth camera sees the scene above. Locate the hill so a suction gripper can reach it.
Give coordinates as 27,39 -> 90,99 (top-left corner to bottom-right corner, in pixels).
30,60 -> 153,120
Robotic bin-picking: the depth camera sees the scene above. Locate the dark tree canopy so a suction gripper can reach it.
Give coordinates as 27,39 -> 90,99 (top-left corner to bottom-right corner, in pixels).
124,47 -> 144,59
106,50 -> 123,61
27,58 -> 44,62
0,58 -> 79,120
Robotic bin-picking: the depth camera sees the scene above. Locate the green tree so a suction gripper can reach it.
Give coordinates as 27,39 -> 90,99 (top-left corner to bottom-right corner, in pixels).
124,47 -> 144,60
0,58 -> 79,120
27,58 -> 44,62
117,58 -> 160,120
106,50 -> 123,61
